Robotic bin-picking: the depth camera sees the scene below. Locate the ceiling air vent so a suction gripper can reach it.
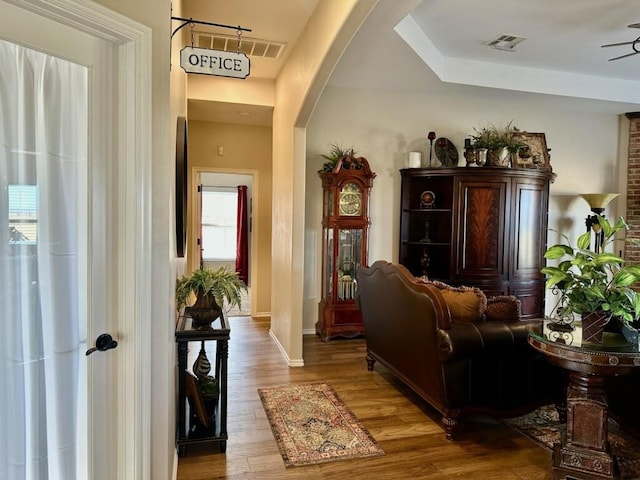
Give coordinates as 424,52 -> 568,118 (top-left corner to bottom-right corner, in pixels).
484,34 -> 527,52
195,32 -> 285,59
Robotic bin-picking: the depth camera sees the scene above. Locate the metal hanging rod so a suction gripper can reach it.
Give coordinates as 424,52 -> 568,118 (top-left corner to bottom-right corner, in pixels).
171,16 -> 252,39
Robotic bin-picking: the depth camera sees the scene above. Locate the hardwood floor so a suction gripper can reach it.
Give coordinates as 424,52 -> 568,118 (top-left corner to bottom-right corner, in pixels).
177,316 -> 551,479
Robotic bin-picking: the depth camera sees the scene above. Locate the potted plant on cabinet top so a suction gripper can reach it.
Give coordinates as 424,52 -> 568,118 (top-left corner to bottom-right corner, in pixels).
472,121 -> 526,167
542,215 -> 640,344
176,266 -> 247,324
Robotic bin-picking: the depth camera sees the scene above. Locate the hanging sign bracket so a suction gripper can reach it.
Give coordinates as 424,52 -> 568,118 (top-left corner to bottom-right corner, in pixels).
171,16 -> 251,40
172,16 -> 252,78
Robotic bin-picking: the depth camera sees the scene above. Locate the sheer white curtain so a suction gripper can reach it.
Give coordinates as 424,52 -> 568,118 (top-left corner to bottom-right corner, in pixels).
0,39 -> 88,479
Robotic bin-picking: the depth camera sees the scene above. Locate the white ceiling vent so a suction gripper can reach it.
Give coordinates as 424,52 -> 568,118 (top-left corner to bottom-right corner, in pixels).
484,34 -> 527,52
195,32 -> 285,59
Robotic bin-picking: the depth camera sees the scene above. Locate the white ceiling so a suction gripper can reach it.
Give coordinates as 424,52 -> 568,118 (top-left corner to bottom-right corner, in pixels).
182,0 -> 640,124
412,0 -> 640,81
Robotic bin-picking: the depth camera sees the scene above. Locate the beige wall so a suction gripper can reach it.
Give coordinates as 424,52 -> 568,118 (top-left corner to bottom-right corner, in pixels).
178,0 -> 377,365
271,0 -> 378,365
305,83 -> 629,332
187,120 -> 273,316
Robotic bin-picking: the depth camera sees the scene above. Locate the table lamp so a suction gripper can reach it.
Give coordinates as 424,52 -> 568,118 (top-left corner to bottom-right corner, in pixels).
579,193 -> 619,253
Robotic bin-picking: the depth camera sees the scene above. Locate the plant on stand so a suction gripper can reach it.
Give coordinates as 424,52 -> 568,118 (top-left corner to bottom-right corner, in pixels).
176,266 -> 248,325
542,215 -> 640,344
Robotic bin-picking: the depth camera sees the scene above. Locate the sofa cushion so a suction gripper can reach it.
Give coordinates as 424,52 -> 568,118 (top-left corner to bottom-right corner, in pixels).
425,280 -> 487,323
485,295 -> 521,323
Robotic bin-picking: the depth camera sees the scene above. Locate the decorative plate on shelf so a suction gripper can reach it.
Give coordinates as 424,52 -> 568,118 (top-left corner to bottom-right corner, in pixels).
434,137 -> 458,167
420,190 -> 435,208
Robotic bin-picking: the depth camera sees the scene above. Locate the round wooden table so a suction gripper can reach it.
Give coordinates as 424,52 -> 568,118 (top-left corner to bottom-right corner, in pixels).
528,320 -> 640,480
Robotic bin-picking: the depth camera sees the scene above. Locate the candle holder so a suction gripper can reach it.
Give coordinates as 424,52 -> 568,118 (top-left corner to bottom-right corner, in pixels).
427,131 -> 436,167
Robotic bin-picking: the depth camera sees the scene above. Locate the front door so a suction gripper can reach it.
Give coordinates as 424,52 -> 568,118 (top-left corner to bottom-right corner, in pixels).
0,2 -> 150,479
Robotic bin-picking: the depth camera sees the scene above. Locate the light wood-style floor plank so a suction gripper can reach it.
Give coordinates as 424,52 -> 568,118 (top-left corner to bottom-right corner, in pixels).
177,317 -> 552,479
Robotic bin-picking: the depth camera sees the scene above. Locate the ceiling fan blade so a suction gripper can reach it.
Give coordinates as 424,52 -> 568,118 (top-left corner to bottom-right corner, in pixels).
602,40 -> 635,48
608,50 -> 640,61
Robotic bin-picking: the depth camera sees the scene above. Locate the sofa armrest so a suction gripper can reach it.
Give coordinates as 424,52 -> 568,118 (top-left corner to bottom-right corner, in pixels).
438,320 -> 536,362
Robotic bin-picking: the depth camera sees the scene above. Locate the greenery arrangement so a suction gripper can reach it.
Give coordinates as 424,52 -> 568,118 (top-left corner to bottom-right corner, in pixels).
542,215 -> 640,327
318,142 -> 358,173
472,121 -> 527,153
199,376 -> 219,400
176,266 -> 247,313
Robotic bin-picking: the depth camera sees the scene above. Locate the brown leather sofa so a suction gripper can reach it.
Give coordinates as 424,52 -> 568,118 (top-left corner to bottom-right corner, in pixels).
356,260 -> 563,440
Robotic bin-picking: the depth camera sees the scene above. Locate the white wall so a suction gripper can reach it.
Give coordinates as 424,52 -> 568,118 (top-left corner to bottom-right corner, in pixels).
271,0 -> 378,365
304,80 -> 636,331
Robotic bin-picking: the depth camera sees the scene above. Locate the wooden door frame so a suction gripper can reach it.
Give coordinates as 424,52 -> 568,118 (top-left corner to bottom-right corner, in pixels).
190,167 -> 258,316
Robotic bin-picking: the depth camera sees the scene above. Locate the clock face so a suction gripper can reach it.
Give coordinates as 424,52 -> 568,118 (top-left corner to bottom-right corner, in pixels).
339,184 -> 362,216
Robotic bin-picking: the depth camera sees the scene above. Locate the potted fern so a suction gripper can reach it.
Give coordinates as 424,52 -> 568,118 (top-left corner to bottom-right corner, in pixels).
176,267 -> 247,324
542,215 -> 640,344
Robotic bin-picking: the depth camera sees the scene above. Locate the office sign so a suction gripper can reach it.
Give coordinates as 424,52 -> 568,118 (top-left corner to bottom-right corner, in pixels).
180,46 -> 250,79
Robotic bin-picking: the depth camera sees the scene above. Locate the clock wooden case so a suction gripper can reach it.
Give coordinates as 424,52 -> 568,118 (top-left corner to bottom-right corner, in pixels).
317,155 -> 375,342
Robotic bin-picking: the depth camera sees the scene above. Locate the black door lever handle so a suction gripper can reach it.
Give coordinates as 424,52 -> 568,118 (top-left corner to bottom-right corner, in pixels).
86,333 -> 118,356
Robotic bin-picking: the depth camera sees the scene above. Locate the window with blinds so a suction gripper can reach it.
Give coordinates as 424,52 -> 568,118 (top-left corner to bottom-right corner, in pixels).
8,184 -> 37,244
201,188 -> 237,261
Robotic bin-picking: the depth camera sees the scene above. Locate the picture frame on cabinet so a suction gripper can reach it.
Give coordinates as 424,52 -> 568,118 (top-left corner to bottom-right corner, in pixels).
513,132 -> 550,170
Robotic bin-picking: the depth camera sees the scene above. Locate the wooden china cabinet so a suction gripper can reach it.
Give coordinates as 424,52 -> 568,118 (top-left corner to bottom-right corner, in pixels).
317,156 -> 375,342
399,166 -> 555,319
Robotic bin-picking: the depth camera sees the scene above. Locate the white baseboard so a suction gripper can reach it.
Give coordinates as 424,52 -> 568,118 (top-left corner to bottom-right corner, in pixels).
172,450 -> 178,480
268,329 -> 304,367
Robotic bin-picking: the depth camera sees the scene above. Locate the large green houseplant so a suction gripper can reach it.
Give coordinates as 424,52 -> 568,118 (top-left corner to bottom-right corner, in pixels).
542,215 -> 640,342
176,266 -> 247,323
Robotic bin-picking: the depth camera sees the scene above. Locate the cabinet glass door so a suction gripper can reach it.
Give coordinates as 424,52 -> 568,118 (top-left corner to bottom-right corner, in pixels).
323,228 -> 334,300
337,228 -> 362,300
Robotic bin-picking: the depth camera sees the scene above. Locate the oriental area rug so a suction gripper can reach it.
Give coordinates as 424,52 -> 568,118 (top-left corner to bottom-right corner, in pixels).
504,405 -> 640,479
258,383 -> 385,468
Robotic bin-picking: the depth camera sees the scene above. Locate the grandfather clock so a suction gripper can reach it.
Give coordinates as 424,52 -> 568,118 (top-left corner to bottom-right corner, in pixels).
317,155 -> 375,342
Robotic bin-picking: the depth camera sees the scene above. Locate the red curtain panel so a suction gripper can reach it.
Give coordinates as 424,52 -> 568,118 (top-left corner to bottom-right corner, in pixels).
236,185 -> 249,285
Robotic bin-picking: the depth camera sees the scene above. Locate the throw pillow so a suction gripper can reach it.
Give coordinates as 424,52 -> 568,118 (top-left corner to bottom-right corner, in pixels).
484,295 -> 521,323
428,280 -> 487,323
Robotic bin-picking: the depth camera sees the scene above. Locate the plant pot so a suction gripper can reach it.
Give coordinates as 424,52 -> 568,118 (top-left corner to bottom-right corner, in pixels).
187,308 -> 220,325
581,311 -> 609,344
605,316 -> 640,346
602,316 -> 640,348
487,147 -> 510,167
620,321 -> 640,348
185,289 -> 222,325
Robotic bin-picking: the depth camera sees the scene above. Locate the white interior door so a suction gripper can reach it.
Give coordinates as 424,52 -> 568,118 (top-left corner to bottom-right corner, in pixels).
0,2 -> 152,479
